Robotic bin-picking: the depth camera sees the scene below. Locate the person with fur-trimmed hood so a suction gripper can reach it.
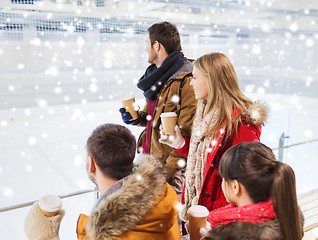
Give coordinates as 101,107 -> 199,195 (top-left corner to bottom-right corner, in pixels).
25,124 -> 181,240
159,53 -> 268,235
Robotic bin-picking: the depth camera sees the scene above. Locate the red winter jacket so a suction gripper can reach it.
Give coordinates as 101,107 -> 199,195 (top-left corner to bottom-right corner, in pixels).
177,115 -> 263,212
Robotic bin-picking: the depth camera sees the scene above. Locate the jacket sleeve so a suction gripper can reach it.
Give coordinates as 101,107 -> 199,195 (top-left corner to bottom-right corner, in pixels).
76,214 -> 90,240
232,122 -> 262,145
175,137 -> 190,158
165,75 -> 197,176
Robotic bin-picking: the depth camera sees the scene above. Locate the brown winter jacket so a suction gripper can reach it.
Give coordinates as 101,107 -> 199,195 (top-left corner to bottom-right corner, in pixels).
137,62 -> 197,177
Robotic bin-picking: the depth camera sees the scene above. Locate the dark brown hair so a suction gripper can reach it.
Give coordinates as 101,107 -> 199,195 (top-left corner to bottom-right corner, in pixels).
86,123 -> 136,180
219,142 -> 303,240
147,21 -> 181,54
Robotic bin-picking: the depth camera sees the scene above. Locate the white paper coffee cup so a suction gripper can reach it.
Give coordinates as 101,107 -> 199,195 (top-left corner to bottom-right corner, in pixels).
121,97 -> 138,120
160,112 -> 177,135
188,205 -> 209,240
38,194 -> 62,217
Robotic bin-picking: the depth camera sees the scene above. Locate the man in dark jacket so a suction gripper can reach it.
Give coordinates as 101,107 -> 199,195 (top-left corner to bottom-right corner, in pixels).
120,22 -> 196,194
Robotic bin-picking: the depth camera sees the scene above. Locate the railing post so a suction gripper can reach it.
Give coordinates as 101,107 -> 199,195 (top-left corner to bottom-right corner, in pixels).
278,132 -> 289,162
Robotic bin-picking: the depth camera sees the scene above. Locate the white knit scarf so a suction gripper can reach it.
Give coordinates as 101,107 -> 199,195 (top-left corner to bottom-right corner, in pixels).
180,100 -> 219,221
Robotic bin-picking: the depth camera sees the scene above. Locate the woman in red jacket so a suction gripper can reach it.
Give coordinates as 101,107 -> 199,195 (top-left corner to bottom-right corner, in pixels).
159,52 -> 268,225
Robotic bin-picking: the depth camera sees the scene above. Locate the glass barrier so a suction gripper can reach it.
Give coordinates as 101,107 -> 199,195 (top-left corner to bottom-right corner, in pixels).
0,0 -> 317,239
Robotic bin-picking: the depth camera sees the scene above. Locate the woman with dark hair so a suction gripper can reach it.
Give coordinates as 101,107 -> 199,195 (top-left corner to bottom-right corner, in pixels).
203,142 -> 303,240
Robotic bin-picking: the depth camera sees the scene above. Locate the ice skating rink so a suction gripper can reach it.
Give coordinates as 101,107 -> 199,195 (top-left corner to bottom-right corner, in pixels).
0,0 -> 317,238
0,94 -> 317,239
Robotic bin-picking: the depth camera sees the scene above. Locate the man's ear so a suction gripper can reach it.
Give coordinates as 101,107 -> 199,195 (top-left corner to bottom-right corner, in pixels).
88,156 -> 96,173
154,41 -> 161,52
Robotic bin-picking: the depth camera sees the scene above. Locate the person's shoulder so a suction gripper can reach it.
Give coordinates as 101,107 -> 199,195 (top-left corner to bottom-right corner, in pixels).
170,60 -> 193,80
206,220 -> 282,240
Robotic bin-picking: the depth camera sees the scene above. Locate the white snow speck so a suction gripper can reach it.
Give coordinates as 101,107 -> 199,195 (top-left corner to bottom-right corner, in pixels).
267,133 -> 276,142
89,83 -> 98,92
85,67 -> 93,75
17,64 -> 25,70
304,130 -> 312,138
26,165 -> 33,172
103,60 -> 112,68
24,109 -> 31,116
1,121 -> 8,127
305,38 -> 314,47
177,159 -> 186,168
28,137 -> 37,145
73,155 -> 83,166
245,84 -> 255,93
77,36 -> 85,46
136,174 -> 142,181
289,23 -> 298,32
54,87 -> 62,94
3,188 -> 14,198
171,95 -> 180,103
31,38 -> 41,46
8,85 -> 15,92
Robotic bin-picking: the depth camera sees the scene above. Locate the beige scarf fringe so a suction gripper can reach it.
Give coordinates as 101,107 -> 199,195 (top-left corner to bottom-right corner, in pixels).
180,100 -> 219,221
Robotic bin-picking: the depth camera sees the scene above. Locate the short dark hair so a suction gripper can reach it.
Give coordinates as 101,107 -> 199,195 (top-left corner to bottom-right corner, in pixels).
86,123 -> 136,180
147,21 -> 182,55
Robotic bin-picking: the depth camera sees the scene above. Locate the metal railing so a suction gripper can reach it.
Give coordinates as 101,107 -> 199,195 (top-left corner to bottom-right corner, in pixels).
273,133 -> 318,162
0,188 -> 97,213
1,135 -> 318,214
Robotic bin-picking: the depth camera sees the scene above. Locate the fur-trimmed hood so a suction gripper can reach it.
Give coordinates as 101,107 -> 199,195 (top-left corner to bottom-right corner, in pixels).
204,220 -> 282,240
244,101 -> 268,126
86,154 -> 179,240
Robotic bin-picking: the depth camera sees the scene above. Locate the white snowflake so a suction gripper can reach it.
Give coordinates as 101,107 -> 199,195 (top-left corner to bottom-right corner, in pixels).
28,137 -> 37,145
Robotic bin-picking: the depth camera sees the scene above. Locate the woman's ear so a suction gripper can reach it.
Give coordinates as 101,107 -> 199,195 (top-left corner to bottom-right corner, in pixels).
231,179 -> 241,196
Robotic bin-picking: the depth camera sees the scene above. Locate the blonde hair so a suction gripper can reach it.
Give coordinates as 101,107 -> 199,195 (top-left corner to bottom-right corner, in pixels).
193,53 -> 252,139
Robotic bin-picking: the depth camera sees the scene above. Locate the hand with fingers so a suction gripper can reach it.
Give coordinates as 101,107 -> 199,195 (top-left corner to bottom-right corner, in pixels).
119,108 -> 140,125
25,202 -> 65,240
199,221 -> 212,238
159,125 -> 185,149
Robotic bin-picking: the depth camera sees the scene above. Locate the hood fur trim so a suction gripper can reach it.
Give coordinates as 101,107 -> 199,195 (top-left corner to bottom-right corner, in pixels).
204,220 -> 282,240
87,154 -> 167,240
245,101 -> 268,126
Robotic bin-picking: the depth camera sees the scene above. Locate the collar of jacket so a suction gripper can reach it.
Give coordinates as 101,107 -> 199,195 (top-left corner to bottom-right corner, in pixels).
86,154 -> 167,240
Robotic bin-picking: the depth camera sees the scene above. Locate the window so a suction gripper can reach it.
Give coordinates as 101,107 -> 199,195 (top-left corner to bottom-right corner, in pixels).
96,0 -> 104,7
11,0 -> 34,4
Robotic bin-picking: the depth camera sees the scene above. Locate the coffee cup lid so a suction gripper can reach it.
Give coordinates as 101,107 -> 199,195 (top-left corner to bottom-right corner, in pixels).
38,194 -> 62,213
121,96 -> 135,101
160,112 -> 177,118
188,205 -> 209,217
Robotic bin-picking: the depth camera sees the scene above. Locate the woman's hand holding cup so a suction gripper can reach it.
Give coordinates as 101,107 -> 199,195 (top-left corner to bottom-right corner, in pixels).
159,125 -> 185,149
